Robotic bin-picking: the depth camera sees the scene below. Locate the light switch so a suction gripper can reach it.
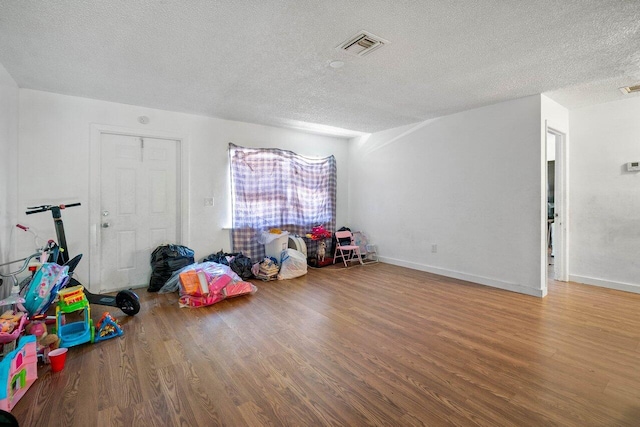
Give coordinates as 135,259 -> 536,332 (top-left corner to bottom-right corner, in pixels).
627,162 -> 640,172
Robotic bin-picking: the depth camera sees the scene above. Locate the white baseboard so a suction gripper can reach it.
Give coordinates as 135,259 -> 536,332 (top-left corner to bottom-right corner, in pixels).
379,256 -> 546,298
569,275 -> 640,295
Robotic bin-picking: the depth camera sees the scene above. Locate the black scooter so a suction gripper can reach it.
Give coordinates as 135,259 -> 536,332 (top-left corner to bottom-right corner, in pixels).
26,203 -> 140,316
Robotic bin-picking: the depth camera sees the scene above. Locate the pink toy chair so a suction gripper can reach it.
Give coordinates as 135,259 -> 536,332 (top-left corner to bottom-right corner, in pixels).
333,230 -> 364,267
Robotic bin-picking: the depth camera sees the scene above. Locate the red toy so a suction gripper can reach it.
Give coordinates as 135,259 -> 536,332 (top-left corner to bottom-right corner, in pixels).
306,225 -> 332,240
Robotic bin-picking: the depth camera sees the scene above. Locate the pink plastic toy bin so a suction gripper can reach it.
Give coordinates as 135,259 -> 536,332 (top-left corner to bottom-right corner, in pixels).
0,315 -> 26,345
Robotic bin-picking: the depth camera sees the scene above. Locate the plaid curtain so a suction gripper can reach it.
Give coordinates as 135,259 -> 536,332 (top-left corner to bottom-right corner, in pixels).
229,143 -> 337,260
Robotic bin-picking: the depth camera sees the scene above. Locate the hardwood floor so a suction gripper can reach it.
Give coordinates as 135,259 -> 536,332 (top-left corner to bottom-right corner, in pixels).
11,263 -> 640,426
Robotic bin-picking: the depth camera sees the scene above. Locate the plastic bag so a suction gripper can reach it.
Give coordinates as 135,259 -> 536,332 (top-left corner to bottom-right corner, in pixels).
230,254 -> 254,279
202,250 -> 231,265
159,262 -> 241,294
223,281 -> 257,298
157,260 -> 258,308
173,262 -> 257,308
179,292 -> 226,308
277,249 -> 307,280
202,251 -> 254,280
148,244 -> 195,292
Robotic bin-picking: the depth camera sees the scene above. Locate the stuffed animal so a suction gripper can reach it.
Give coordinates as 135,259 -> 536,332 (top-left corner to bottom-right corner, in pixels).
25,321 -> 60,356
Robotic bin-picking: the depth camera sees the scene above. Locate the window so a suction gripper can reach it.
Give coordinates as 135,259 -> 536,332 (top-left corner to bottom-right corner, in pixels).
229,143 -> 336,260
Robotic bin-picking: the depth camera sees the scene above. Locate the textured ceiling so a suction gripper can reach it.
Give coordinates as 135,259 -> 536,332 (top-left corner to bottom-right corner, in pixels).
1,1 -> 639,134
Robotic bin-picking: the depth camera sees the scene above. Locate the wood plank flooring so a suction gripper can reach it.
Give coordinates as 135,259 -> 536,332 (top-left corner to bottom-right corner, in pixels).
11,263 -> 640,426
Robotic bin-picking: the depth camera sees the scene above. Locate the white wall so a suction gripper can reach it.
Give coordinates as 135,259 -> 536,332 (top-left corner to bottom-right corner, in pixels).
569,96 -> 640,293
17,89 -> 349,286
0,63 -> 19,282
349,96 -> 545,296
14,86 -> 637,298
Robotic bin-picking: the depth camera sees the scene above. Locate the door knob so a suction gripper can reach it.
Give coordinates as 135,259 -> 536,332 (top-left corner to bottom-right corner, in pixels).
102,222 -> 110,228
102,210 -> 110,216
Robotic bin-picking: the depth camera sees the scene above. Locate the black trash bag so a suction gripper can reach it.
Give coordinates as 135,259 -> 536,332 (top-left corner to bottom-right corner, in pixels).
202,250 -> 230,265
230,254 -> 254,280
202,250 -> 253,280
148,244 -> 195,292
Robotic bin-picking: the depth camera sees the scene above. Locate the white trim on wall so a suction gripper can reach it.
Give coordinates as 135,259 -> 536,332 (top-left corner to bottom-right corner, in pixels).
569,275 -> 640,295
380,256 -> 547,298
88,124 -> 190,292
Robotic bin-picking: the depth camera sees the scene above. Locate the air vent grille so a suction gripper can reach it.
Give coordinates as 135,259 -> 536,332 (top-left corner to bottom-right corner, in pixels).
620,84 -> 640,94
337,30 -> 389,57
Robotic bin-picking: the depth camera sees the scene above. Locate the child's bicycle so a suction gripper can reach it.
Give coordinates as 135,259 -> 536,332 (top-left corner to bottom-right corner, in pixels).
0,251 -> 43,306
24,203 -> 140,316
0,240 -> 64,317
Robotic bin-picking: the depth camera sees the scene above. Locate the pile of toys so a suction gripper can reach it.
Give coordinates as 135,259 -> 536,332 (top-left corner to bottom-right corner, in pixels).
55,286 -> 124,347
0,229 -> 131,412
0,283 -> 127,411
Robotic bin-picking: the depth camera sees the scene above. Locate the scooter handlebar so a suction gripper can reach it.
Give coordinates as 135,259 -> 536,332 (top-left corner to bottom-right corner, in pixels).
25,202 -> 81,215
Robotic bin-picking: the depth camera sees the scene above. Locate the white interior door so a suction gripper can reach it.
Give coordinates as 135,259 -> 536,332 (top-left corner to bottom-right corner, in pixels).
545,125 -> 568,284
100,133 -> 179,292
551,129 -> 568,282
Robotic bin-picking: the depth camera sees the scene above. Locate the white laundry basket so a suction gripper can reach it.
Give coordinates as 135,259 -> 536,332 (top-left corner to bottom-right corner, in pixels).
264,234 -> 289,261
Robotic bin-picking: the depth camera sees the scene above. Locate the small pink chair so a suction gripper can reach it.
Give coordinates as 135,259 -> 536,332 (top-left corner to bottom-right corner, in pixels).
333,230 -> 364,267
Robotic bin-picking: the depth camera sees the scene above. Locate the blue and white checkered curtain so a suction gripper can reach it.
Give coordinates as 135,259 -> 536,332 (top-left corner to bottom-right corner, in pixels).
229,143 -> 337,260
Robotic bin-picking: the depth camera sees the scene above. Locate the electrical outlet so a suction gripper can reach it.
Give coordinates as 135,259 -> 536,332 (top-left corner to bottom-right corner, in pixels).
431,244 -> 437,253
204,197 -> 214,207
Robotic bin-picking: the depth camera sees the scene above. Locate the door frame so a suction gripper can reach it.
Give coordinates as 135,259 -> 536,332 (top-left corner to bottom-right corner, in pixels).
89,124 -> 190,293
545,122 -> 569,284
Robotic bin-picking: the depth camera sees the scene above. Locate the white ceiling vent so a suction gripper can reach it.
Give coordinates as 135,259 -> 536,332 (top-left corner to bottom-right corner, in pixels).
337,30 -> 389,57
619,84 -> 640,94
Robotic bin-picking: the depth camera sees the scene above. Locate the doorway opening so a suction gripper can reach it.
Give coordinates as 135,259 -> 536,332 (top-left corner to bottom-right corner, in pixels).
546,126 -> 568,283
547,132 -> 556,277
